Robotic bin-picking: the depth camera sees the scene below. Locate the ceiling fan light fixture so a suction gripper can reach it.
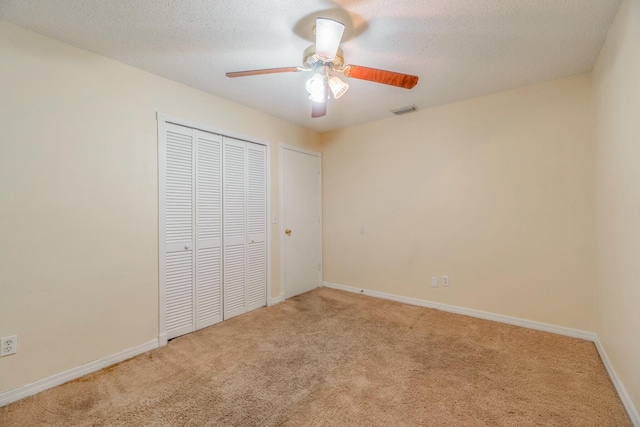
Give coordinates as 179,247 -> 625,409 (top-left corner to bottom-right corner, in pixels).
226,16 -> 420,119
328,76 -> 349,99
306,73 -> 327,103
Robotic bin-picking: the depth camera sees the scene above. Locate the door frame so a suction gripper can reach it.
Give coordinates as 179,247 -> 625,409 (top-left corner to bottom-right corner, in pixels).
278,143 -> 323,301
157,112 -> 271,346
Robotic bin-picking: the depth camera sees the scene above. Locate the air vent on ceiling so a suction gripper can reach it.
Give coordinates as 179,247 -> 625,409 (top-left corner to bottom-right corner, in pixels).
391,105 -> 418,115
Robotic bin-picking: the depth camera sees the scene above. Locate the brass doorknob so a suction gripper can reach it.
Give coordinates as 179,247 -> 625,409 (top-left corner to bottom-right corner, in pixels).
285,229 -> 292,236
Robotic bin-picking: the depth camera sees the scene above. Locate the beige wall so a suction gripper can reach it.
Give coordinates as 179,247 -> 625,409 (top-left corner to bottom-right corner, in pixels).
322,74 -> 595,331
593,0 -> 640,417
0,22 -> 320,393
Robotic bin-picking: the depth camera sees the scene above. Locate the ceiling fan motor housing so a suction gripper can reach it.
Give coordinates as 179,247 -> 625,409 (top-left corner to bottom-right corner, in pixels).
303,46 -> 344,70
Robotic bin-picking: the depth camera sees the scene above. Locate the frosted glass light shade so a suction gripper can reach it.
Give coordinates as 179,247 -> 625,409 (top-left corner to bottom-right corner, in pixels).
328,76 -> 349,99
315,18 -> 345,60
306,73 -> 327,103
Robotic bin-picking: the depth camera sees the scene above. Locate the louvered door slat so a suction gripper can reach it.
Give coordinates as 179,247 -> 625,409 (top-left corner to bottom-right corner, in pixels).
166,128 -> 193,245
247,242 -> 266,310
223,137 -> 247,319
223,244 -> 246,318
196,247 -> 221,327
223,141 -> 246,241
246,144 -> 267,311
195,130 -> 222,329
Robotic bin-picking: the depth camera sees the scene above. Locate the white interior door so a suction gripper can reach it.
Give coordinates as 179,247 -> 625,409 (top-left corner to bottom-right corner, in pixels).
163,123 -> 195,339
159,115 -> 269,343
223,137 -> 247,320
223,137 -> 268,318
282,146 -> 322,298
195,130 -> 222,329
247,143 -> 267,311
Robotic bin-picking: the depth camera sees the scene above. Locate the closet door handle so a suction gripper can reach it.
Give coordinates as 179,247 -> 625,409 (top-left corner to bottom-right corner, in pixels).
285,229 -> 292,236
184,245 -> 190,250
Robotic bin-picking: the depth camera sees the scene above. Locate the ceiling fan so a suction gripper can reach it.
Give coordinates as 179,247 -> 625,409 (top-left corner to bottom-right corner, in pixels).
226,18 -> 419,118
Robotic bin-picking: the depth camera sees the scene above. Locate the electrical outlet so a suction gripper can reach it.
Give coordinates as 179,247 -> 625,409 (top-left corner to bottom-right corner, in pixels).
1,335 -> 17,356
431,277 -> 438,288
442,276 -> 449,287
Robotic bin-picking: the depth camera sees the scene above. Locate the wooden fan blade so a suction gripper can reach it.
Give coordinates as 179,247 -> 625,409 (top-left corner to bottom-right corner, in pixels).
311,101 -> 327,118
342,65 -> 419,89
226,67 -> 303,78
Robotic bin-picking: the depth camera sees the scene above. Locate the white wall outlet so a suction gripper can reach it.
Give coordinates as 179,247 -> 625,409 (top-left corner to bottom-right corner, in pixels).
1,335 -> 17,356
431,277 -> 438,288
442,275 -> 449,286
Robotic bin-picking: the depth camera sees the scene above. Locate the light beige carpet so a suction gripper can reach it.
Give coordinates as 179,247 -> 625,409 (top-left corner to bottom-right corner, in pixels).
0,287 -> 631,426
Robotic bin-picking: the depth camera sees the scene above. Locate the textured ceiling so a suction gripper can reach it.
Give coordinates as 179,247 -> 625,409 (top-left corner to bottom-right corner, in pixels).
0,0 -> 622,132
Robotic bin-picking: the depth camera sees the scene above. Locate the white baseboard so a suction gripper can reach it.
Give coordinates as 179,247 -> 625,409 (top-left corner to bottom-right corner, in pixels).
0,339 -> 159,407
158,332 -> 168,347
268,293 -> 284,306
594,338 -> 640,426
323,281 -> 639,425
323,282 -> 595,340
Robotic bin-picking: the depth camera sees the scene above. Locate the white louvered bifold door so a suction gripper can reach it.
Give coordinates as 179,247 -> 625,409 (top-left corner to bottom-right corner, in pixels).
164,123 -> 195,339
162,120 -> 268,338
247,143 -> 267,311
222,137 -> 248,320
195,130 -> 223,329
222,138 -> 268,319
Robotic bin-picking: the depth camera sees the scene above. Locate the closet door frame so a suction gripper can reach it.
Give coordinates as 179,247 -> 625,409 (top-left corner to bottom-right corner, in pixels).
157,113 -> 272,347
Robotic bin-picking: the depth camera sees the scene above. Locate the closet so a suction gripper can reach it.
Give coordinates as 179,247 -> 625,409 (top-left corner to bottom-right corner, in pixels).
159,121 -> 267,341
